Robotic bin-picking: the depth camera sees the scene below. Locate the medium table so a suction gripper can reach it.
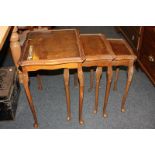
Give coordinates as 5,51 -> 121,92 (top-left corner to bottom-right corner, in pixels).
19,29 -> 85,128
77,34 -> 115,117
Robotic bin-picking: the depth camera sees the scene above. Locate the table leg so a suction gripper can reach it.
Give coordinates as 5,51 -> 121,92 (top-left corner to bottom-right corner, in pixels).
103,66 -> 113,118
74,72 -> 78,88
37,74 -> 43,91
23,72 -> 38,128
78,66 -> 84,125
64,69 -> 71,121
88,68 -> 94,92
113,67 -> 120,91
94,67 -> 102,114
121,63 -> 134,112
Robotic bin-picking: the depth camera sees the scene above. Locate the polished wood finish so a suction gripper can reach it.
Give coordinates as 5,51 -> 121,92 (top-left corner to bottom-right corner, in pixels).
80,34 -> 115,61
103,65 -> 113,117
94,67 -> 102,113
20,29 -> 85,67
78,65 -> 84,125
87,38 -> 136,114
121,62 -> 134,112
18,26 -> 51,89
74,72 -> 78,87
10,27 -> 48,84
64,68 -> 71,121
139,27 -> 155,85
88,68 -> 94,91
19,29 -> 85,127
108,39 -> 137,112
79,34 -> 115,116
108,39 -> 136,60
88,39 -> 137,117
113,68 -> 119,91
22,70 -> 38,128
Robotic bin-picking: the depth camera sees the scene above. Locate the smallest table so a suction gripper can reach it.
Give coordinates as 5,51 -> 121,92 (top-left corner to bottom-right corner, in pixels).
106,38 -> 137,113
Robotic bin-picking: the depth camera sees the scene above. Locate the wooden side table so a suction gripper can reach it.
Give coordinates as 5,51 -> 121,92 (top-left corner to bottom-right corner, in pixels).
106,38 -> 137,113
19,29 -> 85,128
79,34 -> 115,117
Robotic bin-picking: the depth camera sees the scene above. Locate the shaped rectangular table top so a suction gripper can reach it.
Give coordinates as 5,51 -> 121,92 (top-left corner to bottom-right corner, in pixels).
19,29 -> 85,66
80,34 -> 115,62
108,39 -> 137,60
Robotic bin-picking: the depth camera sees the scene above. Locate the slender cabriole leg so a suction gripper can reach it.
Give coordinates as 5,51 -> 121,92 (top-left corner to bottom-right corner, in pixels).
78,66 -> 84,125
37,74 -> 43,90
94,67 -> 102,114
113,67 -> 120,91
22,71 -> 38,128
121,63 -> 134,112
103,66 -> 113,118
88,68 -> 94,92
64,69 -> 71,121
74,72 -> 78,88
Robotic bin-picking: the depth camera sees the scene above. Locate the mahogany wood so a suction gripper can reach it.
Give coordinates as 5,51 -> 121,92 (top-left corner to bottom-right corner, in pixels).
18,26 -> 52,89
78,65 -> 84,125
103,65 -> 113,117
94,67 -> 102,113
64,68 -> 71,121
108,39 -> 137,112
139,27 -> 155,85
113,67 -> 119,91
74,72 -> 78,87
86,38 -> 136,115
19,29 -> 85,127
78,34 -> 115,116
22,70 -> 38,128
88,68 -> 94,92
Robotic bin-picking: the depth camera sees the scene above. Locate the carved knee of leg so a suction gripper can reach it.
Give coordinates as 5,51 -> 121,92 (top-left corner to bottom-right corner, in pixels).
64,69 -> 69,85
23,73 -> 29,83
128,67 -> 134,82
96,67 -> 102,82
96,77 -> 100,83
107,67 -> 113,81
107,73 -> 112,83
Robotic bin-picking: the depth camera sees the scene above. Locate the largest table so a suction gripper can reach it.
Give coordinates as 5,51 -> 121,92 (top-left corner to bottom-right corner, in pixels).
19,29 -> 85,128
